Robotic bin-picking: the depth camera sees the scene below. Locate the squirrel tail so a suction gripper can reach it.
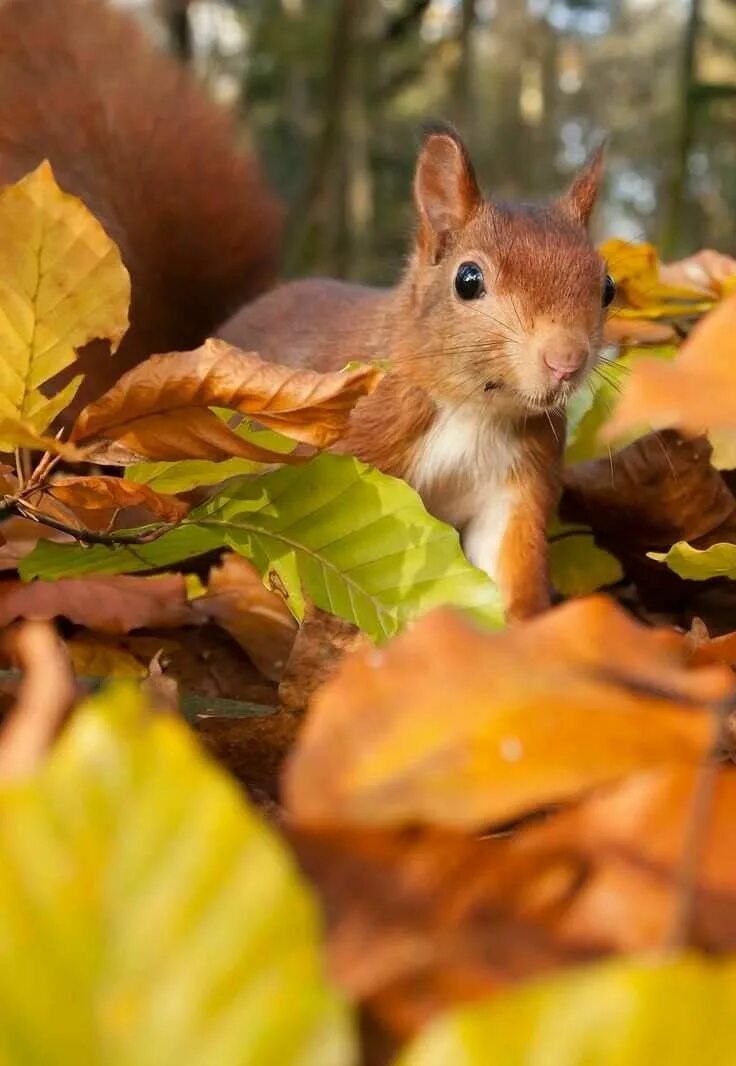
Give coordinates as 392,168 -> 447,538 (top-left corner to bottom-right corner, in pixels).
0,0 -> 283,409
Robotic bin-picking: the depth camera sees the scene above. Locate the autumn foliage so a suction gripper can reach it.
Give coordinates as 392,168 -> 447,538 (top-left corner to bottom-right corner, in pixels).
3,165 -> 736,1065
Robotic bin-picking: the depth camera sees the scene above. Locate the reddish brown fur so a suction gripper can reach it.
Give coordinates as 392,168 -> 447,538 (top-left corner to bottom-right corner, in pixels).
222,130 -> 607,621
0,0 -> 282,417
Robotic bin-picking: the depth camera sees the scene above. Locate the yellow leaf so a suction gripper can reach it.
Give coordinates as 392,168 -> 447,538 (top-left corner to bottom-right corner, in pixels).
67,637 -> 147,679
0,416 -> 86,458
0,161 -> 130,447
600,238 -> 714,315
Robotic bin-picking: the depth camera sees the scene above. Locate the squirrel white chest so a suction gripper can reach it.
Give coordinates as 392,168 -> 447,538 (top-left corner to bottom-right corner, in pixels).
408,405 -> 521,533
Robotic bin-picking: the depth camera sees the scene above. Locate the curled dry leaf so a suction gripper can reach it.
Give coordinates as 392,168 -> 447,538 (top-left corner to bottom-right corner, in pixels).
0,573 -> 195,633
283,597 -> 732,830
290,824 -> 595,1041
0,162 -> 130,450
71,339 -> 382,461
561,430 -> 736,596
193,552 -> 297,682
604,292 -> 736,441
0,620 -> 76,780
49,475 -> 189,523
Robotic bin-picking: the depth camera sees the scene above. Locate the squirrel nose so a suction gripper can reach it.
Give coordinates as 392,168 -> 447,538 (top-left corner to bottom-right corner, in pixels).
543,347 -> 587,383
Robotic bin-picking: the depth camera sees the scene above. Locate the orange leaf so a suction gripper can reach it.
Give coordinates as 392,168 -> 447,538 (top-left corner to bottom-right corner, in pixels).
193,553 -> 297,681
604,292 -> 736,440
49,475 -> 189,523
283,597 -> 732,830
71,339 -> 382,455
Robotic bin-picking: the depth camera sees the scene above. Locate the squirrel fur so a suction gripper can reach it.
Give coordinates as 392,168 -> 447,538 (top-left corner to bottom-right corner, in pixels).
0,0 -> 608,620
221,132 -> 609,620
0,0 -> 282,417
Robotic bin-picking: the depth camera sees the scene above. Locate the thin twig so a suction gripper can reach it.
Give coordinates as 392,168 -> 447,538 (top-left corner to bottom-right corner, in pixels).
2,497 -> 175,547
664,693 -> 736,951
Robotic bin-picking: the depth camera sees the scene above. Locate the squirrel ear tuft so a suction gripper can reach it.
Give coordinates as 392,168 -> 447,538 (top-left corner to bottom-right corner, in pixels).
558,142 -> 606,226
414,126 -> 481,261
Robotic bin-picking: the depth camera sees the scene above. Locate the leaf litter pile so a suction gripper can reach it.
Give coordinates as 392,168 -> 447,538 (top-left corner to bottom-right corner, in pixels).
2,164 -> 736,1064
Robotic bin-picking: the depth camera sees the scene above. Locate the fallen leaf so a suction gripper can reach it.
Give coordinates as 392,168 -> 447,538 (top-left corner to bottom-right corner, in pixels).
398,954 -> 736,1066
549,523 -> 623,597
0,516 -> 74,571
0,162 -> 129,448
279,603 -> 370,715
283,598 -> 731,830
0,573 -> 195,632
604,292 -> 736,440
78,405 -> 307,465
0,683 -> 356,1063
291,825 -> 595,1040
49,475 -> 189,523
561,431 -> 736,599
601,238 -> 715,315
66,636 -> 147,679
71,339 -> 382,458
193,552 -> 298,681
649,541 -> 736,581
507,765 -> 736,954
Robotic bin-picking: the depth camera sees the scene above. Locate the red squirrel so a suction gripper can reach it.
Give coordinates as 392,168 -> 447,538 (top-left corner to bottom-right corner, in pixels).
0,0 -> 611,621
220,133 -> 612,620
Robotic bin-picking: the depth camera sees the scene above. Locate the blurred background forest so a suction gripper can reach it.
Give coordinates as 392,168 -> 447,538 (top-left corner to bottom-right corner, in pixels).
121,0 -> 735,283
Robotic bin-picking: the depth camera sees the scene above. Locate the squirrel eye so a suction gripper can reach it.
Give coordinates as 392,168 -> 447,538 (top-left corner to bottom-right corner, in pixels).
455,262 -> 485,300
602,273 -> 616,308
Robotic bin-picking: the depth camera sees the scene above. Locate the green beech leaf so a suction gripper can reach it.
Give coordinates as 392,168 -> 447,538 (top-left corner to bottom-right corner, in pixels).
22,454 -> 503,639
649,540 -> 736,580
0,683 -> 354,1066
549,523 -> 623,597
396,956 -> 736,1066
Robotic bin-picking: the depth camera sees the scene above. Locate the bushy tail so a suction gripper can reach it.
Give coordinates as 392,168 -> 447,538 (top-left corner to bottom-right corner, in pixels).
0,0 -> 283,411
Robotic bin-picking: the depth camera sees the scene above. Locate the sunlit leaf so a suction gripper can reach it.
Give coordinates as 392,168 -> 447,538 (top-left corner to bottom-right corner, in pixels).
566,346 -> 676,463
549,524 -> 623,597
649,541 -> 736,580
0,162 -> 129,448
49,475 -> 189,523
397,956 -> 736,1065
21,455 -> 503,640
284,598 -> 729,830
71,339 -> 381,460
604,293 -> 736,440
0,683 -> 355,1064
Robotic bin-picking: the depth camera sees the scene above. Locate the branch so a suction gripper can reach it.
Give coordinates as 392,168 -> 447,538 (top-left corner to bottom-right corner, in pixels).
0,497 -> 175,547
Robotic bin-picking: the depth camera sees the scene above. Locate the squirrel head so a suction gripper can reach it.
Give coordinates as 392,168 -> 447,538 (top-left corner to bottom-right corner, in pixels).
397,126 -> 611,417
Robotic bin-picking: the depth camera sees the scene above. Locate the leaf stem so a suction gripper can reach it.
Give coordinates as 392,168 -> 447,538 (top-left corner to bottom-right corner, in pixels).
0,497 -> 174,547
664,693 -> 736,951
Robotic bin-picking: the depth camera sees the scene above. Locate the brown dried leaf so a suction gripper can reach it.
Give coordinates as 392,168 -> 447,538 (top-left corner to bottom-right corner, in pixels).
192,553 -> 297,682
78,406 -> 306,465
279,603 -> 370,715
508,765 -> 736,954
0,574 -> 195,633
49,475 -> 189,523
71,339 -> 382,456
561,431 -> 736,599
290,825 -> 596,1041
283,597 -> 732,830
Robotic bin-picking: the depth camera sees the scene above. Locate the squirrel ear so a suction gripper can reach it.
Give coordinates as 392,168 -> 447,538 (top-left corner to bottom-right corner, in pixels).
414,127 -> 481,260
558,142 -> 606,226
